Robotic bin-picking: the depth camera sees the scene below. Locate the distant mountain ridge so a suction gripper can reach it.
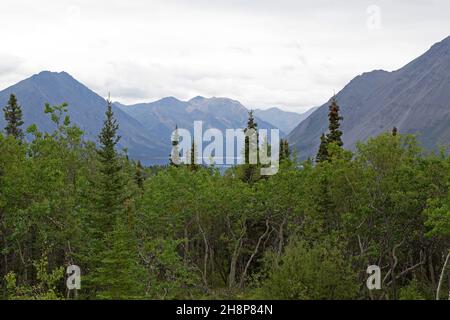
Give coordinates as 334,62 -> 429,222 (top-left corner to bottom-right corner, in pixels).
0,72 -> 296,165
288,35 -> 450,159
254,107 -> 318,134
115,96 -> 284,145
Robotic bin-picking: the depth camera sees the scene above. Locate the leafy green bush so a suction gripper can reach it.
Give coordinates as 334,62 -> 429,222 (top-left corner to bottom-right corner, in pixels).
254,238 -> 359,300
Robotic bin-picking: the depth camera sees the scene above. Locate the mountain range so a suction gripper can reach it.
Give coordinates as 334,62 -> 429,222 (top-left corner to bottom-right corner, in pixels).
1,36 -> 449,164
0,72 -> 302,164
288,36 -> 450,159
0,71 -> 166,162
115,96 -> 285,146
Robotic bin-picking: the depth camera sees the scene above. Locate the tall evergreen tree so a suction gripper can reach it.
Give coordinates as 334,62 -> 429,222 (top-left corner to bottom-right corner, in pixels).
326,96 -> 344,147
316,97 -> 344,163
244,110 -> 259,165
239,110 -> 261,183
82,96 -> 129,297
135,160 -> 145,191
188,141 -> 199,171
3,94 -> 24,140
96,97 -> 124,222
279,139 -> 290,161
284,139 -> 290,159
316,133 -> 329,163
279,139 -> 285,161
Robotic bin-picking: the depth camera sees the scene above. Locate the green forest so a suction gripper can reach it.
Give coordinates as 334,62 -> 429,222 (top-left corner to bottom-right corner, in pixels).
0,93 -> 449,300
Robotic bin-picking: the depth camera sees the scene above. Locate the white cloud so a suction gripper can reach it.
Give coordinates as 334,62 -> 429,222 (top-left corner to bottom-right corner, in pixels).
0,0 -> 449,113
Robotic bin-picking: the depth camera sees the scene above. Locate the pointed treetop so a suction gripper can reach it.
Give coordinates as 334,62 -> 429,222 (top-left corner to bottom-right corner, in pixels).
246,109 -> 258,131
98,98 -> 121,163
316,133 -> 330,163
3,93 -> 24,141
392,127 -> 398,136
326,96 -> 343,148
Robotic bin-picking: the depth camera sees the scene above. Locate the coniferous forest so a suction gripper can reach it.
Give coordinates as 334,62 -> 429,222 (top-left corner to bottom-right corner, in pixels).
0,93 -> 449,300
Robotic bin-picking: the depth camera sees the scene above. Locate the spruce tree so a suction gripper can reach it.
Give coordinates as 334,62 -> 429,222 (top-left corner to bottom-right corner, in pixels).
96,97 -> 124,224
93,218 -> 146,300
284,140 -> 290,159
83,97 -> 129,297
244,110 -> 259,165
316,97 -> 344,163
326,96 -> 343,147
392,127 -> 398,136
189,141 -> 199,171
316,133 -> 329,163
135,160 -> 145,190
279,139 -> 290,161
3,94 -> 24,140
239,110 -> 261,183
279,139 -> 285,161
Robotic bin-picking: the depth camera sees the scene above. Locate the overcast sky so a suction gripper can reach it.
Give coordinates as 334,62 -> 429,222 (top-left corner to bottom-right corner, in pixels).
0,0 -> 449,112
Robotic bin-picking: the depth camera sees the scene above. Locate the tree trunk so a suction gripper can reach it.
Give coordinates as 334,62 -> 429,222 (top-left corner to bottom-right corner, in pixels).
228,223 -> 246,289
436,252 -> 450,300
239,219 -> 270,288
429,251 -> 436,289
276,216 -> 287,266
447,275 -> 450,300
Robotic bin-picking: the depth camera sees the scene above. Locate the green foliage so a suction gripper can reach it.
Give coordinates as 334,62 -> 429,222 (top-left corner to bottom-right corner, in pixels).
279,139 -> 290,161
91,219 -> 146,300
253,238 -> 359,300
5,254 -> 64,300
1,95 -> 449,300
143,238 -> 200,299
316,133 -> 329,163
398,279 -> 427,300
135,160 -> 145,191
424,157 -> 450,238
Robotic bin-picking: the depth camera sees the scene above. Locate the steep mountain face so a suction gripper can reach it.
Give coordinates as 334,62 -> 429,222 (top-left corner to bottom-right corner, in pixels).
254,107 -> 300,134
117,96 -> 281,142
0,71 -> 165,163
288,36 -> 450,159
